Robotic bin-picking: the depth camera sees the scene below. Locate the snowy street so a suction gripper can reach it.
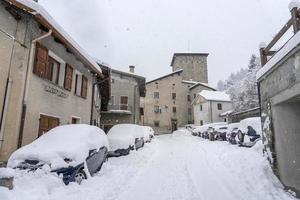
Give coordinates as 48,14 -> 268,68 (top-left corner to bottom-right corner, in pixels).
0,129 -> 296,200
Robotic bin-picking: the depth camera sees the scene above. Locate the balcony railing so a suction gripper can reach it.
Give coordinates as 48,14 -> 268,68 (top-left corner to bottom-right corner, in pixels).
101,104 -> 133,114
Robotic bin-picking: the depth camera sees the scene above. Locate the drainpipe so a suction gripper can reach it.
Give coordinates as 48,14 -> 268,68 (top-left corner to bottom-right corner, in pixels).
210,101 -> 213,123
133,84 -> 138,124
0,78 -> 13,148
18,29 -> 52,148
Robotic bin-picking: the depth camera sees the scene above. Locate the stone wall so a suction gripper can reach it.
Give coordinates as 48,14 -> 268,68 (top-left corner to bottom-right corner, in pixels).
172,55 -> 208,83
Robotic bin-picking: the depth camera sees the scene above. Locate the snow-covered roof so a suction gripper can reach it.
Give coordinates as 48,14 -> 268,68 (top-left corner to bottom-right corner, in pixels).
198,90 -> 231,102
256,29 -> 300,80
186,81 -> 216,91
146,69 -> 183,84
7,124 -> 109,170
7,0 -> 102,75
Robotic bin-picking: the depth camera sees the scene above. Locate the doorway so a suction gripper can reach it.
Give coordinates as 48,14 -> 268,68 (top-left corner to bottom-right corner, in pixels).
171,119 -> 177,132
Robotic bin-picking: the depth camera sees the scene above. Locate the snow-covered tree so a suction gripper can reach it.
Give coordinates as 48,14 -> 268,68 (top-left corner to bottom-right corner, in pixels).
219,54 -> 261,111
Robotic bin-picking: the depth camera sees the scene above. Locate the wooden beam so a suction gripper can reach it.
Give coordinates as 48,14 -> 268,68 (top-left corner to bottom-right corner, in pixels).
291,7 -> 300,34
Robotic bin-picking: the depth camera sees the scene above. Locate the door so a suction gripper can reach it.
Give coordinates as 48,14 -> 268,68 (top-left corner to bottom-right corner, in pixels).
120,96 -> 128,110
38,115 -> 59,137
171,119 -> 178,132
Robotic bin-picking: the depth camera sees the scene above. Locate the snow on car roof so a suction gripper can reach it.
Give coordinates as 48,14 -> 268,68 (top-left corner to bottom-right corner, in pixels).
238,117 -> 262,135
7,124 -> 109,169
199,90 -> 231,102
107,124 -> 144,151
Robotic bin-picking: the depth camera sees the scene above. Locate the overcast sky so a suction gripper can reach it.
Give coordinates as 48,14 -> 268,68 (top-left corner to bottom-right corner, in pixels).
39,0 -> 291,87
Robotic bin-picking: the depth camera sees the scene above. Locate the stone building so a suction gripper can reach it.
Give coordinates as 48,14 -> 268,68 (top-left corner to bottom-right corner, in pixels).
257,4 -> 300,196
0,0 -> 106,162
144,53 -> 215,133
100,66 -> 146,133
192,90 -> 232,125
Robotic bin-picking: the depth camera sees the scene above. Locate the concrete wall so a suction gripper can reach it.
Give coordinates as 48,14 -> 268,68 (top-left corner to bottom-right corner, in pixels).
259,44 -> 300,195
0,2 -> 32,161
144,73 -> 194,133
172,55 -> 208,83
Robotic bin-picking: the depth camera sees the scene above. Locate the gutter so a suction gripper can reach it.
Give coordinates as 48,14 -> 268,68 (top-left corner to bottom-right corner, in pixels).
18,29 -> 52,148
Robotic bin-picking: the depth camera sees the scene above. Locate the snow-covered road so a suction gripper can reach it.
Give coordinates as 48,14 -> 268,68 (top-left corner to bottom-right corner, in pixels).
0,129 -> 297,200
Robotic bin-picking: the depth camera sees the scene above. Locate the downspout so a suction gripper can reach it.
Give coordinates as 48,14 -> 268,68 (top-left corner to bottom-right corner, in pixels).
133,84 -> 138,124
18,29 -> 52,148
90,76 -> 96,126
0,78 -> 13,148
210,101 -> 213,123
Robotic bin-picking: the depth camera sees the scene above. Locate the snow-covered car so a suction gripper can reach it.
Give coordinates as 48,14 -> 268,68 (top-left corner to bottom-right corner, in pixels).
185,124 -> 196,132
107,124 -> 145,158
237,117 -> 262,147
213,125 -> 229,141
226,123 -> 240,144
7,124 -> 109,185
200,122 -> 227,139
190,126 -> 202,136
142,126 -> 154,142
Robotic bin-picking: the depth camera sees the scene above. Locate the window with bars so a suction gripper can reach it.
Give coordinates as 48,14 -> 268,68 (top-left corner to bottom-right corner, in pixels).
154,92 -> 159,99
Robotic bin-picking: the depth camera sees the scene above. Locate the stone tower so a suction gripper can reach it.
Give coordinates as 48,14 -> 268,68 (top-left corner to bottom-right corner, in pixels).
170,53 -> 209,83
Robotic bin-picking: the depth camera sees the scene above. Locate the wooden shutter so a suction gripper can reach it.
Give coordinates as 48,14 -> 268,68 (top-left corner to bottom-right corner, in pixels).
38,115 -> 59,137
81,75 -> 88,98
64,64 -> 73,91
33,43 -> 49,78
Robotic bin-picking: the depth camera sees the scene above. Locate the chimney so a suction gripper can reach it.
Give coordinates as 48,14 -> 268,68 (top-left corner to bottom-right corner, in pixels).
129,65 -> 135,73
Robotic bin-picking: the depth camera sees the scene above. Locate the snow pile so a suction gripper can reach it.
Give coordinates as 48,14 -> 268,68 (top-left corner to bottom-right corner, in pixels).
107,124 -> 145,151
238,117 -> 262,135
0,168 -> 14,178
141,126 -> 154,142
7,124 -> 109,170
199,90 -> 231,102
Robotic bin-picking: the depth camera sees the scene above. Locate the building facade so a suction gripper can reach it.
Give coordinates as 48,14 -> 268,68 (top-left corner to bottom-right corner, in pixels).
192,90 -> 232,125
144,53 -> 214,133
0,0 -> 104,162
100,66 -> 146,133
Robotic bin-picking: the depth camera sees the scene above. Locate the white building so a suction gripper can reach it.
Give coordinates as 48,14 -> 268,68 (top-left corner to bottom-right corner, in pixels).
192,90 -> 232,125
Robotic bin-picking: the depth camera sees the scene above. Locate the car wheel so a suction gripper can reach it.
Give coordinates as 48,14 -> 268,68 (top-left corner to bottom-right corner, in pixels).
75,169 -> 87,184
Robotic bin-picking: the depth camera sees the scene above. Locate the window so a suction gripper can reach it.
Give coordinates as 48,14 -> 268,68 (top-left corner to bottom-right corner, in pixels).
81,75 -> 88,98
154,120 -> 160,127
120,96 -> 128,110
154,92 -> 159,99
200,120 -> 203,125
187,95 -> 191,102
64,63 -> 73,91
109,96 -> 114,105
194,93 -> 196,98
172,106 -> 176,113
74,74 -> 81,95
33,43 -> 49,78
172,93 -> 176,100
224,118 -> 227,122
217,103 -> 222,110
200,105 -> 203,111
48,56 -> 60,84
38,114 -> 59,137
155,82 -> 158,89
154,105 -> 160,113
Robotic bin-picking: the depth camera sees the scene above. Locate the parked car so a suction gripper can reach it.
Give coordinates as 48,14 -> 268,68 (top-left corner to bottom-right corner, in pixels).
142,126 -> 154,142
213,125 -> 229,141
226,123 -> 240,144
7,124 -> 109,185
185,124 -> 196,132
237,117 -> 262,147
191,126 -> 202,136
200,122 -> 227,139
107,124 -> 145,158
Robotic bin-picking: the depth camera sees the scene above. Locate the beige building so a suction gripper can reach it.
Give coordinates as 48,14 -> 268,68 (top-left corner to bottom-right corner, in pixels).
0,0 -> 106,162
144,53 -> 215,133
192,90 -> 232,125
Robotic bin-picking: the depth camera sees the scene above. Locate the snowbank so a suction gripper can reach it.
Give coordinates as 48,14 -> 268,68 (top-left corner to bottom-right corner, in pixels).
7,125 -> 109,170
0,168 -> 14,178
141,126 -> 154,142
107,124 -> 145,151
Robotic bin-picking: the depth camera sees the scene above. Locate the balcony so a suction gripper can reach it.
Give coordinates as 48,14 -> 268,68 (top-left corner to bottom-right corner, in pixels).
101,104 -> 132,114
